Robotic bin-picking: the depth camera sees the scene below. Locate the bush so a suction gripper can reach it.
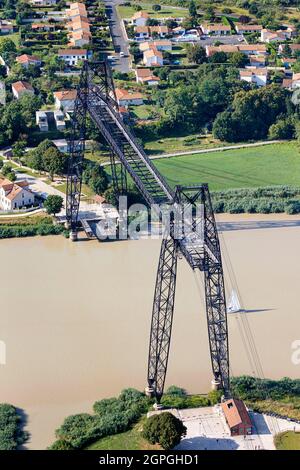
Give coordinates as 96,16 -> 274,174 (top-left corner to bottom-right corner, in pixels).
51,388 -> 150,449
0,404 -> 27,450
231,376 -> 300,401
142,412 -> 187,450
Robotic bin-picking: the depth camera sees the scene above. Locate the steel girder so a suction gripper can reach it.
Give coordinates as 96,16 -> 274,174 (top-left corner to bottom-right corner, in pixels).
147,236 -> 178,401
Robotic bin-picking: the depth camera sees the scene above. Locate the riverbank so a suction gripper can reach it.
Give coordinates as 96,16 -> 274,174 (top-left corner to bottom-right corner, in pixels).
0,214 -> 67,239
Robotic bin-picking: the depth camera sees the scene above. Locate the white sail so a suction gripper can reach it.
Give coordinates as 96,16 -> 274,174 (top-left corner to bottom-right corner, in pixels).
227,289 -> 241,314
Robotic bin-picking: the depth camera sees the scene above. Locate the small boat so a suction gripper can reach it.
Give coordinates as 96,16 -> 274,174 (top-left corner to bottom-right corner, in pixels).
227,289 -> 242,314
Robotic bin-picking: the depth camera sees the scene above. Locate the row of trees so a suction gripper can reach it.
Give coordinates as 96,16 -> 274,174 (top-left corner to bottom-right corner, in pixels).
0,404 -> 28,450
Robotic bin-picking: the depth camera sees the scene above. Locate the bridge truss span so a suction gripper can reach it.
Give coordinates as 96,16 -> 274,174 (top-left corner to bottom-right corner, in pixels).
66,62 -> 230,402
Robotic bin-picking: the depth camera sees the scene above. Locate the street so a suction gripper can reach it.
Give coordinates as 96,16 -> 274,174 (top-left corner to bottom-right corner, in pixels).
103,0 -> 131,73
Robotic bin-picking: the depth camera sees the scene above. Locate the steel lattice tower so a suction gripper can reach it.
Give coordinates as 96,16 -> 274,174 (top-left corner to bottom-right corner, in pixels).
66,61 -> 230,402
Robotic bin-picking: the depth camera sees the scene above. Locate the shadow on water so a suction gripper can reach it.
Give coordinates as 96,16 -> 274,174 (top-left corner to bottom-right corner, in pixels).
16,407 -> 31,450
218,220 -> 300,232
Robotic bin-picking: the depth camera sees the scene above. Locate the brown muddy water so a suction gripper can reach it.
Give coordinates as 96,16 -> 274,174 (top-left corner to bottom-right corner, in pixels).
0,214 -> 300,449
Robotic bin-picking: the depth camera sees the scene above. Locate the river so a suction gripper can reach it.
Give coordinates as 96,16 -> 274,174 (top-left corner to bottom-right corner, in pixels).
0,214 -> 300,449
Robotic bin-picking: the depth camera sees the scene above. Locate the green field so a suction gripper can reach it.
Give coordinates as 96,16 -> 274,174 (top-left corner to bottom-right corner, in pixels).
154,143 -> 300,191
275,432 -> 300,450
118,3 -> 187,19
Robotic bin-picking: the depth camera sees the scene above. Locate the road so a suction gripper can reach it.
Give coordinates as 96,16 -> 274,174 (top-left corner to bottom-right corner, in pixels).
103,0 -> 131,73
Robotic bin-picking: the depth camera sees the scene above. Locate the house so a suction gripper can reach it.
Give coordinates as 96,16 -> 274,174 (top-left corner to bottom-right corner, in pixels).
132,11 -> 149,27
140,40 -> 172,52
237,44 -> 267,56
16,54 -> 41,68
67,2 -> 87,18
239,67 -> 268,86
135,68 -> 160,85
205,45 -> 239,57
278,43 -> 300,55
201,23 -> 231,35
69,30 -> 92,47
36,111 -> 49,132
149,25 -> 169,38
249,54 -> 266,67
12,81 -> 34,99
54,90 -> 77,112
221,399 -> 252,436
30,0 -> 57,5
260,29 -> 287,43
281,57 -> 297,67
235,23 -> 262,34
135,26 -> 150,40
172,26 -> 186,35
54,110 -> 66,131
31,23 -> 56,32
143,48 -> 164,66
282,72 -> 300,89
52,139 -> 70,153
0,20 -> 13,34
58,49 -> 88,66
115,88 -> 144,107
0,178 -> 34,211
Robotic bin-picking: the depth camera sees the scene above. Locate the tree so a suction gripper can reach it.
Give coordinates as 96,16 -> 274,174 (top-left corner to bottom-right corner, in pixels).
189,0 -> 197,18
142,413 -> 187,450
0,38 -> 16,56
208,51 -> 228,63
186,44 -> 206,64
152,4 -> 161,12
12,139 -> 27,161
44,195 -> 64,216
239,15 -> 251,24
43,147 -> 66,181
229,51 -> 249,68
268,118 -> 295,139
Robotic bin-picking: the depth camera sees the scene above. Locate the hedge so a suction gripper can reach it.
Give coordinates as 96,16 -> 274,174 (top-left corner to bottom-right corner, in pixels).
0,223 -> 67,239
211,186 -> 300,214
0,404 -> 28,450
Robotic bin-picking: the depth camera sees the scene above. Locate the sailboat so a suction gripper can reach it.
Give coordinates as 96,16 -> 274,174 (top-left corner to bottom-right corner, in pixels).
227,289 -> 242,314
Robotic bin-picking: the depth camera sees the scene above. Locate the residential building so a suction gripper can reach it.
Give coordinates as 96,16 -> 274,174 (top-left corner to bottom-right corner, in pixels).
278,43 -> 300,55
0,178 -> 34,211
12,81 -> 34,99
30,0 -> 57,5
58,49 -> 88,66
54,90 -> 77,112
115,88 -> 144,107
36,111 -> 49,132
135,26 -> 150,40
249,55 -> 266,67
69,30 -> 92,47
237,44 -> 267,56
132,11 -> 149,27
52,139 -> 70,153
54,110 -> 66,131
221,399 -> 252,436
282,72 -> 300,89
205,45 -> 239,57
31,23 -> 56,32
201,23 -> 231,35
0,20 -> 13,34
172,26 -> 186,35
239,67 -> 268,86
16,54 -> 42,68
143,48 -> 164,66
260,29 -> 287,43
281,57 -> 296,67
67,2 -> 87,18
140,40 -> 172,52
135,68 -> 160,85
235,23 -> 262,34
67,2 -> 91,47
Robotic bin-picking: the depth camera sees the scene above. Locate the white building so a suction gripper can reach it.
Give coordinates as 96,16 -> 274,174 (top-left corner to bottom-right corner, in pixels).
54,90 -> 77,112
260,29 -> 287,43
143,48 -> 164,66
36,111 -> 49,132
239,67 -> 268,86
235,24 -> 262,34
0,20 -> 13,34
52,139 -> 70,153
12,81 -> 34,100
54,110 -> 66,131
135,68 -> 160,85
201,23 -> 231,35
30,0 -> 57,5
132,11 -> 149,27
0,179 -> 34,211
115,88 -> 144,107
58,49 -> 88,66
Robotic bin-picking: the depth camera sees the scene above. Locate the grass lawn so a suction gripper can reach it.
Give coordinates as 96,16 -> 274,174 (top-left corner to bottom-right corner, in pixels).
144,134 -> 228,155
86,419 -> 161,451
0,213 -> 51,225
118,3 -> 187,19
153,142 -> 300,191
275,431 -> 300,450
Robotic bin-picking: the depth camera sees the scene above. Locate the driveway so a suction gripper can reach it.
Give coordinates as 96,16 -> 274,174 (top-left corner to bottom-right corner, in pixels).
104,0 -> 131,73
